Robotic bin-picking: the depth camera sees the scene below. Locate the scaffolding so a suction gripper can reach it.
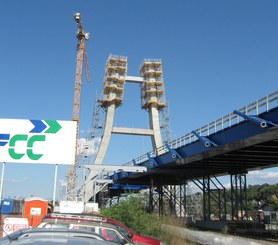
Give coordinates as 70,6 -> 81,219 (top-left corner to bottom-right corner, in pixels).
72,55 -> 172,202
101,54 -> 127,109
140,59 -> 165,110
159,104 -> 172,143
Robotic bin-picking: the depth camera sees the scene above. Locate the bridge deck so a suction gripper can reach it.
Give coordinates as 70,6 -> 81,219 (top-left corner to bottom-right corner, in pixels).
115,126 -> 278,185
112,92 -> 278,186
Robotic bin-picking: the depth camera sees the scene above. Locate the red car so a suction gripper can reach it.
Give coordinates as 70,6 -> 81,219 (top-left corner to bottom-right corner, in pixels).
41,213 -> 162,245
100,216 -> 162,245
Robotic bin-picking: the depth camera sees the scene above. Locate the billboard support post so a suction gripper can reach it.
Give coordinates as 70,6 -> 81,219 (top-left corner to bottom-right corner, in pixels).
52,164 -> 58,208
0,162 -> 6,206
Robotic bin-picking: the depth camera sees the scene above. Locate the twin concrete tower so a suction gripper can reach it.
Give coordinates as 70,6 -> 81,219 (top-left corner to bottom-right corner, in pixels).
82,55 -> 166,202
94,54 -> 166,165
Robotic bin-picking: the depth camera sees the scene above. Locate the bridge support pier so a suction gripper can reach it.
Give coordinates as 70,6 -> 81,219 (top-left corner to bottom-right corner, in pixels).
192,175 -> 227,221
149,179 -> 154,213
148,181 -> 187,217
147,173 -> 248,222
230,172 -> 248,220
158,186 -> 163,216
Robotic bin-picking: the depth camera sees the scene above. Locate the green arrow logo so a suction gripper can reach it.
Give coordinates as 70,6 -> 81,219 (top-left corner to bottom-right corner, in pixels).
44,120 -> 62,134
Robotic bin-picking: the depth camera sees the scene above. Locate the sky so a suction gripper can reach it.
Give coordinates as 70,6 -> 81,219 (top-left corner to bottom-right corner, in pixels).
1,0 -> 278,200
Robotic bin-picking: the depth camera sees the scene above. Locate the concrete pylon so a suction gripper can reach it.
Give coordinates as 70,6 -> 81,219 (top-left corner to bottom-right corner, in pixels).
84,55 -> 166,202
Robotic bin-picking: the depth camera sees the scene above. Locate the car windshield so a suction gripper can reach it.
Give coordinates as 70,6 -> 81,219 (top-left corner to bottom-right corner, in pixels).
98,227 -> 125,244
44,223 -> 69,229
112,224 -> 132,238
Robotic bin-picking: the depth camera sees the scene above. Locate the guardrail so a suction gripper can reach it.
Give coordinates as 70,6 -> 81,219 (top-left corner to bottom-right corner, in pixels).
125,90 -> 278,166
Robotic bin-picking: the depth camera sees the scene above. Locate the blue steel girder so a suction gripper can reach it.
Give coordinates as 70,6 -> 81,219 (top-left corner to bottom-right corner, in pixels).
233,110 -> 277,128
137,145 -> 182,171
151,107 -> 278,169
164,142 -> 182,159
108,182 -> 149,197
109,183 -> 148,191
112,171 -> 131,181
192,130 -> 218,147
146,152 -> 159,168
113,104 -> 278,187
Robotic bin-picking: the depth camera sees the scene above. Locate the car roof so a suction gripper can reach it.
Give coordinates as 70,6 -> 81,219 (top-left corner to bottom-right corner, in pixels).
0,228 -> 117,245
40,219 -> 119,230
42,213 -> 107,222
42,213 -> 131,230
5,228 -> 104,239
40,214 -> 161,244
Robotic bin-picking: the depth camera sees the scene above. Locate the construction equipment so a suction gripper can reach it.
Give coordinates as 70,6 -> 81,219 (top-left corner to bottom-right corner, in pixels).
67,13 -> 90,200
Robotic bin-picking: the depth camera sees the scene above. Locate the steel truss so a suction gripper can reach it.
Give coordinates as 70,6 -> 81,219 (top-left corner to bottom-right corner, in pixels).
148,179 -> 187,217
192,176 -> 227,220
129,173 -> 249,223
230,172 -> 247,220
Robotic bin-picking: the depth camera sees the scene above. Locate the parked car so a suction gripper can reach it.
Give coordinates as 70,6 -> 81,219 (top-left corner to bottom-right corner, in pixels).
0,228 -> 118,245
41,213 -> 162,245
97,215 -> 162,245
38,214 -> 135,245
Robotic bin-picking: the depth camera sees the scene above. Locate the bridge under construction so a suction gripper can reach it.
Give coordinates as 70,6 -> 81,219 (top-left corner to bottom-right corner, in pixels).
62,12 -> 278,235
65,51 -> 278,231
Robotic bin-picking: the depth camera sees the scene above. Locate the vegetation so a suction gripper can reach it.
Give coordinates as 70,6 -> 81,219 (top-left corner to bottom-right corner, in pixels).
100,196 -> 194,244
246,183 -> 278,210
99,183 -> 278,244
100,196 -> 161,238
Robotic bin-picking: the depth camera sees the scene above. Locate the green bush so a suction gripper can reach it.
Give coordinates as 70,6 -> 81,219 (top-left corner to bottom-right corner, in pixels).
100,196 -> 197,244
100,196 -> 161,238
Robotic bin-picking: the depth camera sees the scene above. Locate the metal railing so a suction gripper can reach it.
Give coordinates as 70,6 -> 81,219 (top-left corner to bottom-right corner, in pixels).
125,90 -> 278,166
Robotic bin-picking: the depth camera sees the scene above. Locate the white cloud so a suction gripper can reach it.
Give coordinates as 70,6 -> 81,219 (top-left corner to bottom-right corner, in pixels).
79,129 -> 85,134
186,169 -> 278,193
77,137 -> 101,157
59,179 -> 67,185
5,177 -> 28,183
247,170 -> 278,185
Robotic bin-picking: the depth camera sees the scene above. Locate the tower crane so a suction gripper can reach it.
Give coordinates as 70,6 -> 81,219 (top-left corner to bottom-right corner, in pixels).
67,12 -> 90,199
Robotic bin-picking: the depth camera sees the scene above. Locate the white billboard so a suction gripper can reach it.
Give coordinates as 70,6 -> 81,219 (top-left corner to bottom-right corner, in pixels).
3,217 -> 29,237
0,119 -> 77,165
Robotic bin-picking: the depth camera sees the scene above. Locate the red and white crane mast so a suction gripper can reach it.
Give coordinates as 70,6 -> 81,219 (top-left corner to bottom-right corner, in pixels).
67,13 -> 90,197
